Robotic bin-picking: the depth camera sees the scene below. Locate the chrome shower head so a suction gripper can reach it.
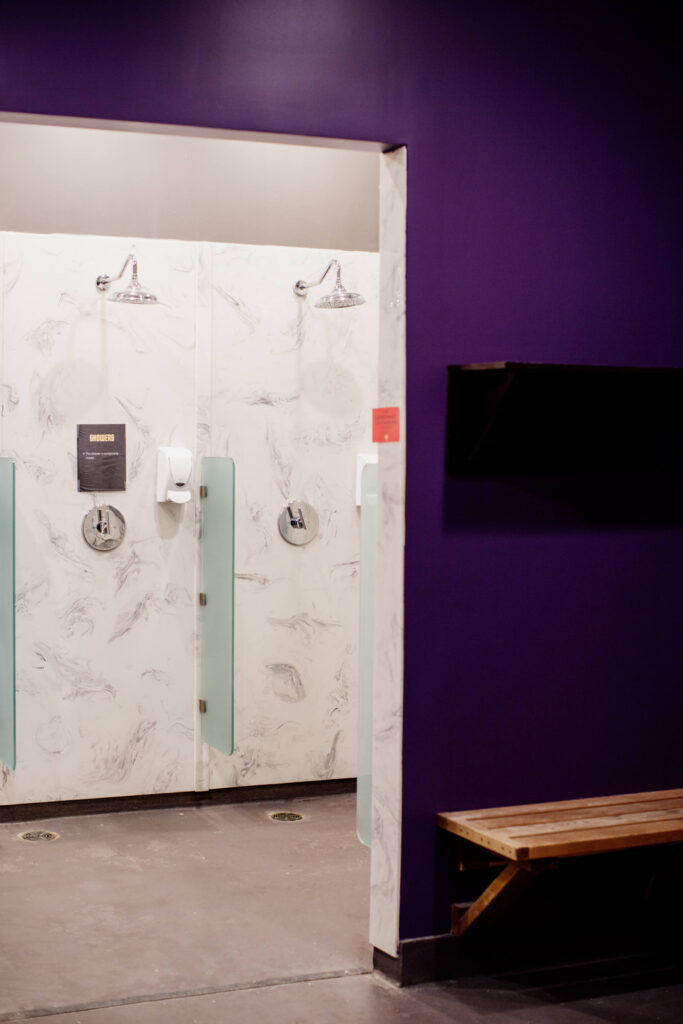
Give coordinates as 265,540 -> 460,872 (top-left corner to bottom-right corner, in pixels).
294,259 -> 365,309
96,254 -> 157,304
314,284 -> 365,309
111,281 -> 157,305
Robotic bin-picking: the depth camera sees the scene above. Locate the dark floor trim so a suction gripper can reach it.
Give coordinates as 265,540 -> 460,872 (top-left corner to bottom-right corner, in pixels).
0,778 -> 356,823
374,935 -> 461,986
374,935 -> 683,987
372,945 -> 403,984
0,967 -> 372,1022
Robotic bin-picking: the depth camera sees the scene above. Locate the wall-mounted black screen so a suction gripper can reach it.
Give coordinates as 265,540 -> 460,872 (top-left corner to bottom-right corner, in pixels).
446,363 -> 683,478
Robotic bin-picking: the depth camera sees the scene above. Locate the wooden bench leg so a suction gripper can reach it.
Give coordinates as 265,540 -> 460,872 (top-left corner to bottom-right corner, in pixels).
451,861 -> 542,936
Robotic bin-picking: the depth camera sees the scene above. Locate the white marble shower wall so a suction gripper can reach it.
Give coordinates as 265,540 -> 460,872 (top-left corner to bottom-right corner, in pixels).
0,231 -> 378,804
202,245 -> 378,787
0,233 -> 198,804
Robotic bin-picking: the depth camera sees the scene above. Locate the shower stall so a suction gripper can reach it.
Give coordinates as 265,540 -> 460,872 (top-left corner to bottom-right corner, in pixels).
0,231 -> 378,807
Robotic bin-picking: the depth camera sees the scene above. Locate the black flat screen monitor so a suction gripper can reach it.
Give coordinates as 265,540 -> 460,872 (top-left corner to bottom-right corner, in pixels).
446,362 -> 683,478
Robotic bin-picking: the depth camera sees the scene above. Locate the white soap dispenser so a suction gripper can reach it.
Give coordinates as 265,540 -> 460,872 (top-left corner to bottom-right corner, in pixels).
157,447 -> 193,504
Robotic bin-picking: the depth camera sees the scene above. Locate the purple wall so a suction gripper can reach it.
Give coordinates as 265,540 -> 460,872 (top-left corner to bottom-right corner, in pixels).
2,1 -> 681,941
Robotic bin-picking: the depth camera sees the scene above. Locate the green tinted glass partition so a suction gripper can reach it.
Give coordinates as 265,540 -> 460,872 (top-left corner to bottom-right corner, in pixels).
0,459 -> 16,771
199,457 -> 235,755
357,461 -> 377,847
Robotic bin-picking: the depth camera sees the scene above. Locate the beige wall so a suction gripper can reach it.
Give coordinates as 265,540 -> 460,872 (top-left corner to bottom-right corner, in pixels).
0,120 -> 379,251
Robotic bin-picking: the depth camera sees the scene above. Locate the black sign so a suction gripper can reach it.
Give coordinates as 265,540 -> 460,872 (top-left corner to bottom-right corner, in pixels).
77,424 -> 126,492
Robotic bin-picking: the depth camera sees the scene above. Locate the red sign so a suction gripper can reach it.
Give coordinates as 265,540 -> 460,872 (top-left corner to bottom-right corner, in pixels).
373,406 -> 400,443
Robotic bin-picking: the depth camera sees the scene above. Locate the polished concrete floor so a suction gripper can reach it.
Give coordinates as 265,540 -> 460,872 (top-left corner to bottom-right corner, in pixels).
1,793 -> 682,1022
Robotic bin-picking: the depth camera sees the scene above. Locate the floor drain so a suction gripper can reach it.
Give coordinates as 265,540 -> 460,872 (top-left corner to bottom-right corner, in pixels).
18,830 -> 59,842
268,811 -> 304,823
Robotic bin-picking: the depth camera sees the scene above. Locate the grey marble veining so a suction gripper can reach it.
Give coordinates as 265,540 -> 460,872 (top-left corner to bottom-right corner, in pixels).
265,425 -> 294,498
245,389 -> 300,407
0,382 -> 20,417
309,729 -> 342,779
34,510 -> 93,574
26,317 -> 68,354
86,719 -> 157,784
114,549 -> 147,594
2,250 -> 21,296
35,714 -> 72,755
15,575 -> 50,616
59,597 -> 96,638
331,558 -> 360,581
114,396 -> 153,437
326,662 -> 352,725
235,571 -> 274,588
266,662 -> 307,703
211,281 -> 260,334
32,641 -> 116,702
108,592 -> 160,642
267,612 -> 342,643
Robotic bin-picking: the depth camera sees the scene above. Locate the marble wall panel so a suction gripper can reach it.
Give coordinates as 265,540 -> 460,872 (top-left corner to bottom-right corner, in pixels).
204,244 -> 379,789
370,148 -> 407,956
0,233 -> 197,803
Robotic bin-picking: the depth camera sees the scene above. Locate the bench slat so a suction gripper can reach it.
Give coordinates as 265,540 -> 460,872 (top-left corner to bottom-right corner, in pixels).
509,818 -> 683,859
504,808 -> 683,838
446,788 -> 683,823
459,796 -> 683,829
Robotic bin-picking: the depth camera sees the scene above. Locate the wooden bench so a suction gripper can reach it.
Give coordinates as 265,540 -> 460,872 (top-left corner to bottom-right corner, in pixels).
437,788 -> 683,936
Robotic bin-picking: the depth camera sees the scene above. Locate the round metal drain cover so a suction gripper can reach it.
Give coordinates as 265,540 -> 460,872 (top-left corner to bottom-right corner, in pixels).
18,830 -> 59,842
268,811 -> 304,823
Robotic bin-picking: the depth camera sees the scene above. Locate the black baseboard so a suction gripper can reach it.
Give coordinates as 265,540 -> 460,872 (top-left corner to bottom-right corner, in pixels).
374,931 -> 559,986
374,935 -> 463,986
375,930 -> 683,987
0,777 -> 356,823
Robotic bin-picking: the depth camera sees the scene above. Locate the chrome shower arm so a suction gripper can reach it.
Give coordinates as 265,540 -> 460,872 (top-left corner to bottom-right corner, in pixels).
294,259 -> 341,296
293,258 -> 364,308
96,254 -> 138,292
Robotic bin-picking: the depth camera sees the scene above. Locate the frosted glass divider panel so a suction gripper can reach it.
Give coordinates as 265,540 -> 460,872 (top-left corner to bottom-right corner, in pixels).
0,459 -> 16,770
357,461 -> 378,847
199,457 -> 235,756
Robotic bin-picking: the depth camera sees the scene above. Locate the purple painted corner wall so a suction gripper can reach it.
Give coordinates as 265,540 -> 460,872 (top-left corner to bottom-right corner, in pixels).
2,1 -> 681,940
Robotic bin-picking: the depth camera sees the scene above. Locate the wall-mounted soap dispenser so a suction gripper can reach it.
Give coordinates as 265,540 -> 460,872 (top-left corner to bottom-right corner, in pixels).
157,447 -> 193,503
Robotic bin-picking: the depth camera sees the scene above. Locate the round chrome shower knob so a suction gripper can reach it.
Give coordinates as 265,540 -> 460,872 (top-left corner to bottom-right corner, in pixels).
82,504 -> 126,551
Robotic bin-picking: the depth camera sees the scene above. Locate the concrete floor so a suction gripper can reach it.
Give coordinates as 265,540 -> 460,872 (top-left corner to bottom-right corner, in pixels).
1,792 -> 682,1023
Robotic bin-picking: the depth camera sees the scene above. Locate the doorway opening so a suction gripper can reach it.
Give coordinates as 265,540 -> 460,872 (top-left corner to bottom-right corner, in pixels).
0,113 -> 406,1012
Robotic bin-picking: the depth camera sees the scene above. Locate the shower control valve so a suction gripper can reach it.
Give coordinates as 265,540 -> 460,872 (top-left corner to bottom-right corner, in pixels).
82,504 -> 126,551
278,501 -> 319,546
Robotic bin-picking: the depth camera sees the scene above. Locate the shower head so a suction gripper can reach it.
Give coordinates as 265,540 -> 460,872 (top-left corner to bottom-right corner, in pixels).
96,254 -> 157,304
111,281 -> 157,305
294,259 -> 365,309
314,284 -> 365,309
